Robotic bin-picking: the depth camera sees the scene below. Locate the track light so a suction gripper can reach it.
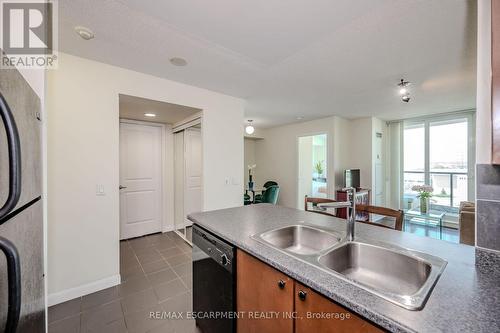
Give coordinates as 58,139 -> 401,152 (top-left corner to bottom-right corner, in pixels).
397,79 -> 411,103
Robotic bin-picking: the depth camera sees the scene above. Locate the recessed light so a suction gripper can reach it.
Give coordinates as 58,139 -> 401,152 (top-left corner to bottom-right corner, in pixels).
170,57 -> 188,66
74,26 -> 95,40
144,113 -> 156,117
296,116 -> 304,120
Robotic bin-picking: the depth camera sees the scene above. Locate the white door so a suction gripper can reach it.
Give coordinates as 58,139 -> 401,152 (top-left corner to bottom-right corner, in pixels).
119,122 -> 162,239
183,128 -> 202,225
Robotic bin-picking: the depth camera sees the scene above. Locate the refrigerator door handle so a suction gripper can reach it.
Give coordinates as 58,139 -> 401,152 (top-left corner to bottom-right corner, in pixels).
0,93 -> 22,222
0,237 -> 21,333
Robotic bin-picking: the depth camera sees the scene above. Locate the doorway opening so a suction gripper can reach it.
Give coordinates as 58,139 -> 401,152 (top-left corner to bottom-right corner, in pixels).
118,94 -> 202,244
297,134 -> 328,209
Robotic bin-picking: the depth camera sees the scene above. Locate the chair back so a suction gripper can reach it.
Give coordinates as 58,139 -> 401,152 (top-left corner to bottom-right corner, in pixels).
304,196 -> 338,217
261,185 -> 280,205
356,204 -> 404,231
263,181 -> 278,188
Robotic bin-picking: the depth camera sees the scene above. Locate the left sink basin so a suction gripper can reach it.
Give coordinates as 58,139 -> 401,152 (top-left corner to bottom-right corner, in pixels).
255,225 -> 341,255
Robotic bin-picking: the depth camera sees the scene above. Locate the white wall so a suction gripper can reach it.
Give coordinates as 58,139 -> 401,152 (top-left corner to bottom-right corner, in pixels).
255,116 -> 388,209
47,53 -> 244,304
255,116 -> 351,208
349,117 -> 374,189
477,0 -> 492,164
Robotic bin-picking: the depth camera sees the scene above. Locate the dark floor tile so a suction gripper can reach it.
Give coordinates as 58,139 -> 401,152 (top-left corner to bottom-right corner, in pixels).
129,237 -> 155,251
134,247 -> 159,257
120,256 -> 140,270
81,300 -> 123,332
171,318 -> 196,333
137,251 -> 163,265
124,304 -> 165,333
160,291 -> 192,313
147,267 -> 178,286
121,288 -> 159,314
86,318 -> 127,333
121,264 -> 145,282
154,238 -> 178,251
165,254 -> 190,267
176,242 -> 192,254
81,286 -> 120,311
48,314 -> 80,333
49,298 -> 82,323
180,274 -> 192,290
148,233 -> 171,245
159,247 -> 184,259
171,263 -> 192,277
142,259 -> 170,274
154,279 -> 188,302
147,322 -> 175,333
118,276 -> 152,296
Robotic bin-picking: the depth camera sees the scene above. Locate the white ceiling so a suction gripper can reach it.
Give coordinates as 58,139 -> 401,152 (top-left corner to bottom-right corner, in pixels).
119,94 -> 201,124
59,0 -> 477,128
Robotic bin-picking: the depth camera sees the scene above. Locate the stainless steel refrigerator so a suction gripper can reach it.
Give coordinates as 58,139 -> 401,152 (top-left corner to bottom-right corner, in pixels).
0,64 -> 45,332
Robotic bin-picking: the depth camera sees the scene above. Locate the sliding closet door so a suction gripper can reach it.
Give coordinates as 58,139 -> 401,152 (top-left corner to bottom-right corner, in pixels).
184,128 -> 202,225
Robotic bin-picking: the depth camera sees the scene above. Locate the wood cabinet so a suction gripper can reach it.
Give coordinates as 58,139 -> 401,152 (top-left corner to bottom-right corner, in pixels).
295,282 -> 384,333
237,249 -> 385,333
237,250 -> 294,333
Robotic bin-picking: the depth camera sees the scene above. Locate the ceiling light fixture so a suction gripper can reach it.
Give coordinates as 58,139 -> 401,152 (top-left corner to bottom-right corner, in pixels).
397,79 -> 411,103
75,26 -> 95,40
170,57 -> 188,66
144,113 -> 156,117
296,116 -> 304,120
245,120 -> 255,135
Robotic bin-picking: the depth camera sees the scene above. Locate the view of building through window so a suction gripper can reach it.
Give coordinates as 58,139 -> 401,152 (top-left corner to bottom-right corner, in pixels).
403,117 -> 470,212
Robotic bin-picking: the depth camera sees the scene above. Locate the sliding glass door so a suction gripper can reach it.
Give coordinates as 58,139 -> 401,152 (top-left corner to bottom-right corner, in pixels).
402,114 -> 474,214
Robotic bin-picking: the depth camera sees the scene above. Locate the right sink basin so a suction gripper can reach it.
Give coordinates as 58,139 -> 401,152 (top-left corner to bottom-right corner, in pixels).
318,241 -> 447,310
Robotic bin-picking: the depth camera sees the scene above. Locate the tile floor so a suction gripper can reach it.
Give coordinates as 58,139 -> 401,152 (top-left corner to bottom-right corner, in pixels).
48,231 -> 195,333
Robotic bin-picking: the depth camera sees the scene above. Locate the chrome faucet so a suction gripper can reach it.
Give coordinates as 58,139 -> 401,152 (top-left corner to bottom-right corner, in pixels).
317,187 -> 357,241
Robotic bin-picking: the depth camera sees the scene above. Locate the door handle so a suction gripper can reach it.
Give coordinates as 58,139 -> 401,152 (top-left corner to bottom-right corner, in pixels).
0,93 -> 22,223
0,237 -> 21,333
298,290 -> 307,301
119,186 -> 127,190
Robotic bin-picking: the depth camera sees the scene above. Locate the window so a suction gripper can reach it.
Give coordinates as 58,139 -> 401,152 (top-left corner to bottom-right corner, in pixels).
402,114 -> 474,213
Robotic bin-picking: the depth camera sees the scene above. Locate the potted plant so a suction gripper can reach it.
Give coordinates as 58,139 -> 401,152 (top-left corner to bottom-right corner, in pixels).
411,185 -> 434,214
248,164 -> 256,190
315,161 -> 324,181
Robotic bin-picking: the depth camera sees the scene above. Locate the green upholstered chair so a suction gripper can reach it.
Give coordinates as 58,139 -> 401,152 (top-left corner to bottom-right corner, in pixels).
255,185 -> 280,205
244,193 -> 252,205
254,181 -> 278,202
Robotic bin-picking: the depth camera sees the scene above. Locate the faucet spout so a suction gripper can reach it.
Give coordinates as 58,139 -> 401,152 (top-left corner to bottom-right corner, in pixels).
343,187 -> 357,242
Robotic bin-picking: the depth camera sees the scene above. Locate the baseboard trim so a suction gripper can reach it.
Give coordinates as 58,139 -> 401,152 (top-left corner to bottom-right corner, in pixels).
48,274 -> 121,306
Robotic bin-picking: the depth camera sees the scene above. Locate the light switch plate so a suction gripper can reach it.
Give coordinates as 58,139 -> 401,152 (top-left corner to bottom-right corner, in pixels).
96,184 -> 105,196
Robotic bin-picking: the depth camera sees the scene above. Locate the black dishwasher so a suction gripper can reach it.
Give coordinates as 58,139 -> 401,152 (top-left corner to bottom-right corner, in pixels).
192,225 -> 236,333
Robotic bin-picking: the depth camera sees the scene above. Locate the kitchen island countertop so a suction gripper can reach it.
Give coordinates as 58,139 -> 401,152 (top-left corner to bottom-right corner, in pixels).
188,204 -> 500,333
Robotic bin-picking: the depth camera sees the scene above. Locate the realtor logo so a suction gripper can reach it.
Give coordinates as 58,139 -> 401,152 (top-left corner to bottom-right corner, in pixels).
1,0 -> 58,68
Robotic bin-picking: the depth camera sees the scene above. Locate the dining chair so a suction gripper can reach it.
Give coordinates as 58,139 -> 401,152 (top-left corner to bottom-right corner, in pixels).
355,204 -> 404,231
304,196 -> 338,216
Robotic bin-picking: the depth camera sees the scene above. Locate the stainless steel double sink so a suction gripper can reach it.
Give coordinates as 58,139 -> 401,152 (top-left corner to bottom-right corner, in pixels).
252,225 -> 447,310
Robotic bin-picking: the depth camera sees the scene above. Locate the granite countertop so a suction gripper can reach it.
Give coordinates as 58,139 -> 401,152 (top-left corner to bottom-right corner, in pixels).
188,204 -> 500,333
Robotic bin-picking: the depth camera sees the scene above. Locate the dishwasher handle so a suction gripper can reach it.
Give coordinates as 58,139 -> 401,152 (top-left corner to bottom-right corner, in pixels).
0,236 -> 21,333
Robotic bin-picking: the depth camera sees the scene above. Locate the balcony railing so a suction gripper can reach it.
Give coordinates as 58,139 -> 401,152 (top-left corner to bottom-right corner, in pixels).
403,170 -> 468,211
